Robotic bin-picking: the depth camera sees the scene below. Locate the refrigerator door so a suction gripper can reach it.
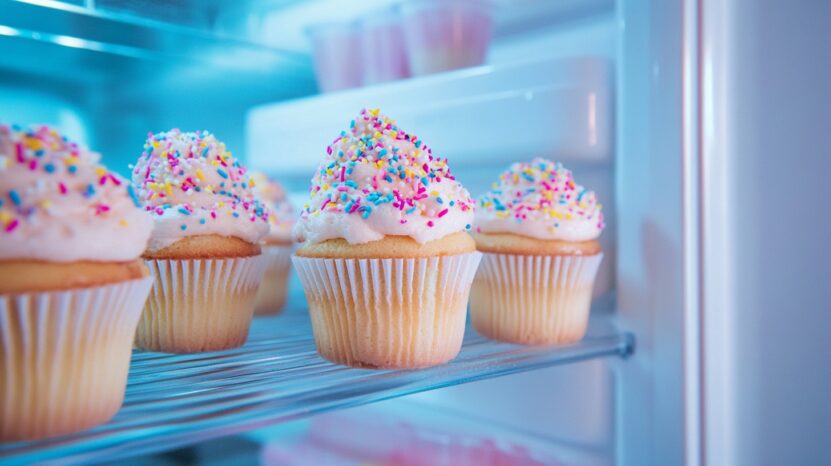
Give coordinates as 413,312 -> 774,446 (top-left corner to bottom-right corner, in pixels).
701,1 -> 831,465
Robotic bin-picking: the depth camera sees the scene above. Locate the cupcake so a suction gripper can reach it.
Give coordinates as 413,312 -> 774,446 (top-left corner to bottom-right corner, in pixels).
0,124 -> 154,441
249,171 -> 294,316
292,108 -> 481,369
470,158 -> 604,345
131,129 -> 270,353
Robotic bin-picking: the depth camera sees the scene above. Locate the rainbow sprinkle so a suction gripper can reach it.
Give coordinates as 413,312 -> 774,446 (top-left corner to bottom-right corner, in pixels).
477,158 -> 604,234
131,129 -> 270,228
299,108 -> 474,229
0,123 -> 137,234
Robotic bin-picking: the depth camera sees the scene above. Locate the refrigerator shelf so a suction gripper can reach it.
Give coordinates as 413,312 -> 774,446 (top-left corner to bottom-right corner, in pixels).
0,307 -> 633,465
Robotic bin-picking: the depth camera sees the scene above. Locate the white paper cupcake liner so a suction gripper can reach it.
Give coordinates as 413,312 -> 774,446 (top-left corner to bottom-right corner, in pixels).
292,252 -> 482,369
137,255 -> 268,353
470,253 -> 603,345
254,245 -> 293,316
0,276 -> 153,441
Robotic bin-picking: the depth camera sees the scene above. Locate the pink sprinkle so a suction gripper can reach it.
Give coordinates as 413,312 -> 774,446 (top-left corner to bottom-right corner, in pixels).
109,174 -> 122,186
337,186 -> 349,192
427,220 -> 434,227
327,146 -> 333,155
348,201 -> 360,214
59,182 -> 68,195
99,175 -> 108,186
422,163 -> 429,173
28,159 -> 37,171
340,166 -> 346,182
438,209 -> 449,218
5,219 -> 19,232
321,199 -> 331,209
211,211 -> 217,219
400,219 -> 407,224
15,143 -> 24,163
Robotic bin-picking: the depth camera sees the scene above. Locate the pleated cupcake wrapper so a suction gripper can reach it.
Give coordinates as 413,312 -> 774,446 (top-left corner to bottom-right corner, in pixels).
470,253 -> 603,345
292,252 -> 482,369
137,256 -> 268,353
0,276 -> 154,441
255,245 -> 294,316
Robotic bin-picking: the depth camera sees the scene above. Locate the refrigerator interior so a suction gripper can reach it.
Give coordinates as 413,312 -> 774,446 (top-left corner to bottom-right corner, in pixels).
4,0 -> 829,464
0,0 -> 644,464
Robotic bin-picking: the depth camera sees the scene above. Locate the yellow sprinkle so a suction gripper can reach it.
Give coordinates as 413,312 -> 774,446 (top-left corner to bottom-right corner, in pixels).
496,211 -> 510,219
165,183 -> 173,196
248,177 -> 255,187
373,131 -> 382,140
370,108 -> 380,116
218,201 -> 225,208
195,169 -> 205,181
211,160 -> 220,166
119,219 -> 129,227
322,184 -> 330,191
40,200 -> 51,209
430,191 -> 439,196
0,212 -> 11,223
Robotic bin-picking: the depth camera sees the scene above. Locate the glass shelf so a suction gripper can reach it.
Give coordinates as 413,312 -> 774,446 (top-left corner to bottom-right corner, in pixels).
0,303 -> 633,465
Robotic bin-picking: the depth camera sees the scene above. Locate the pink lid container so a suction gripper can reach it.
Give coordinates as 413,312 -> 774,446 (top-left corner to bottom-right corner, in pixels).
307,22 -> 363,93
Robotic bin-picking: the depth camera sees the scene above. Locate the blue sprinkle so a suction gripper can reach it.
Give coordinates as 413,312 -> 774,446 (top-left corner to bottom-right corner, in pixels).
384,175 -> 393,183
127,185 -> 141,207
180,224 -> 187,230
34,149 -> 45,157
232,212 -> 240,218
415,140 -> 422,148
378,149 -> 387,157
577,189 -> 587,201
350,119 -> 356,128
340,192 -> 347,201
436,197 -> 443,204
522,173 -> 535,182
421,177 -> 429,185
0,199 -> 3,207
200,218 -> 206,225
44,163 -> 55,173
68,165 -> 78,174
202,147 -> 210,157
216,169 -> 228,179
406,207 -> 417,215
178,207 -> 190,215
345,180 -> 358,189
465,224 -> 471,230
9,190 -> 21,206
449,200 -> 455,206
85,184 -> 96,197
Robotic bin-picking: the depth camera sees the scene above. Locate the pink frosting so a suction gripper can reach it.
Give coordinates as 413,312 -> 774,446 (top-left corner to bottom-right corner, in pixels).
475,158 -> 604,241
249,171 -> 294,243
0,124 -> 152,262
131,129 -> 270,251
294,108 -> 474,245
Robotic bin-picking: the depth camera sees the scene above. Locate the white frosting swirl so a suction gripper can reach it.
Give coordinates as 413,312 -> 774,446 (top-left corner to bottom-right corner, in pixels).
475,158 -> 604,241
294,109 -> 474,245
131,129 -> 269,251
0,124 -> 152,262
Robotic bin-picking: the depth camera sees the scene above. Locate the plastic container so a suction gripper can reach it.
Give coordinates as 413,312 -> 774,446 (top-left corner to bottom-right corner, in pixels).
307,22 -> 363,93
400,0 -> 493,76
358,8 -> 410,85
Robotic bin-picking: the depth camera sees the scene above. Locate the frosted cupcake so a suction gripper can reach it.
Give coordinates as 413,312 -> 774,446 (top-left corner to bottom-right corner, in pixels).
293,108 -> 481,369
131,129 -> 269,353
0,124 -> 154,441
249,171 -> 294,316
471,158 -> 604,345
